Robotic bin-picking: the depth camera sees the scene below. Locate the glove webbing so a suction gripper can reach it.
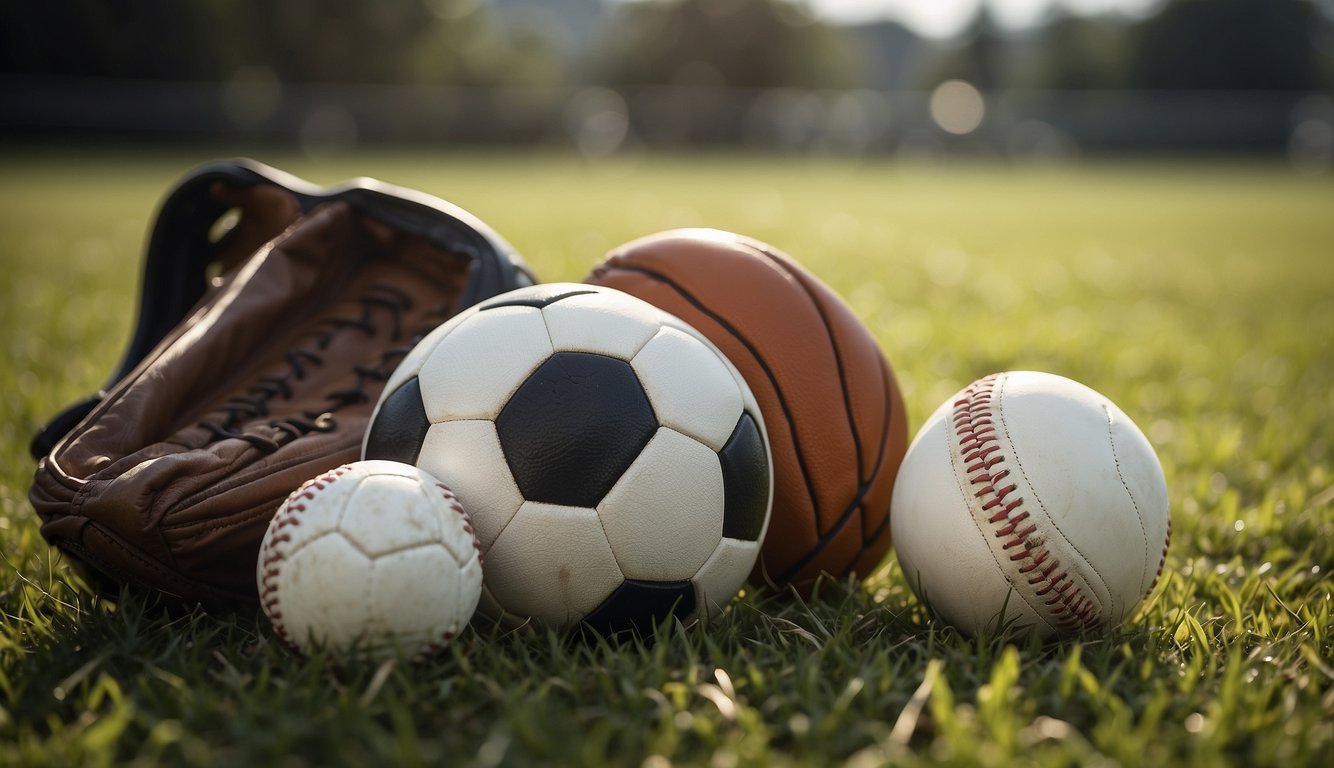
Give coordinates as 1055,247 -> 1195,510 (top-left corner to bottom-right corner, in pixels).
196,283 -> 441,454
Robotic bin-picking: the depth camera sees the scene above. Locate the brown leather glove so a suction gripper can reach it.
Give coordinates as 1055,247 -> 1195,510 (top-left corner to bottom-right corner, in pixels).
29,160 -> 534,608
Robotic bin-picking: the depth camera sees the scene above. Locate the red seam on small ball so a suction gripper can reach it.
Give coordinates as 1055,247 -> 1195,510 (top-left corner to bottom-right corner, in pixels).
1146,518 -> 1172,594
438,481 -> 485,566
952,375 -> 1100,632
260,463 -> 355,652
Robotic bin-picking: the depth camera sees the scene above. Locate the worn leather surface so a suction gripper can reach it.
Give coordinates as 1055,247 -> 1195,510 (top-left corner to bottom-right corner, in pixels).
585,229 -> 909,594
30,184 -> 473,606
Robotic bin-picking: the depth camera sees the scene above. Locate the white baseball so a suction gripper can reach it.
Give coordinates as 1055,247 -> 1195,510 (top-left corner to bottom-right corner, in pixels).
258,460 -> 483,658
890,371 -> 1170,638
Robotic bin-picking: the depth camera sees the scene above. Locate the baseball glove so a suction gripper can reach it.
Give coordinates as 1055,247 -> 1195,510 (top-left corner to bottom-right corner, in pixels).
29,159 -> 535,608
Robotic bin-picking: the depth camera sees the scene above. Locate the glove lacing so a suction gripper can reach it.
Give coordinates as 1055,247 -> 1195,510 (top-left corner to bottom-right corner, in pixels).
197,284 -> 440,454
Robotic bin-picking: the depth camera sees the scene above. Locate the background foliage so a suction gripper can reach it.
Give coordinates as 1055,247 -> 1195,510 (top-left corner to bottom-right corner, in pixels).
3,0 -> 1331,91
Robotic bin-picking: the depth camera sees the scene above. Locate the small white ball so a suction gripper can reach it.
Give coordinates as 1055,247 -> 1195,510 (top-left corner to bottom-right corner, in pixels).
258,459 -> 483,658
890,371 -> 1171,638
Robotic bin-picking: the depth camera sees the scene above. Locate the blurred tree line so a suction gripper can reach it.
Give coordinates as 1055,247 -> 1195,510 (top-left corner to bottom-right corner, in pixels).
935,0 -> 1331,91
0,0 -> 564,87
2,0 -> 1331,91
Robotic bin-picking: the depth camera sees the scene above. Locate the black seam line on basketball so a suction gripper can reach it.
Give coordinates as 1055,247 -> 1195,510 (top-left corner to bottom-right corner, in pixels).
772,353 -> 897,583
596,264 -> 821,528
605,261 -> 896,548
748,244 -> 898,580
600,263 -> 884,585
749,242 -> 868,495
835,503 -> 892,578
788,499 -> 891,588
827,358 -> 896,579
773,485 -> 867,584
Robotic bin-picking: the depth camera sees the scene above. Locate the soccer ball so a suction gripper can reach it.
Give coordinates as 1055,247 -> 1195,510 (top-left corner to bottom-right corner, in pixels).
362,283 -> 773,634
258,460 -> 484,658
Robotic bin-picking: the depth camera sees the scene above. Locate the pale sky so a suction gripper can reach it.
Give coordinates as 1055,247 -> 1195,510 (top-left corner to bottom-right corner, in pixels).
805,0 -> 1165,37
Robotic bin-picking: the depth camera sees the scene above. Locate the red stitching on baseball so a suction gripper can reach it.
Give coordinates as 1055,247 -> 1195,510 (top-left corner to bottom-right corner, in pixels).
994,511 -> 1031,536
952,374 -> 1099,632
259,463 -> 356,652
1146,518 -> 1172,594
438,482 -> 484,566
1027,558 -> 1058,582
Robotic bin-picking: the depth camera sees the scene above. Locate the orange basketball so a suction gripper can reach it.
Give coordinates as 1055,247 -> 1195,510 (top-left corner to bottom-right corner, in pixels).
585,229 -> 909,594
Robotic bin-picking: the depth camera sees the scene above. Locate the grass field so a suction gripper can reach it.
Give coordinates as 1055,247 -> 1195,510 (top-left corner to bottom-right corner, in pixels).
1,149 -> 1331,766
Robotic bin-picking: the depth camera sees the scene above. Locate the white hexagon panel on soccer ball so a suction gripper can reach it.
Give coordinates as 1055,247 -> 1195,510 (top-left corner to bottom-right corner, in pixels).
657,313 -> 764,418
631,326 -> 744,451
417,306 -> 554,422
274,534 -> 375,651
692,537 -> 760,620
541,288 -> 664,361
480,502 -> 625,629
369,544 -> 482,645
336,474 -> 443,558
417,419 -> 525,555
598,427 -> 725,582
378,307 -> 476,402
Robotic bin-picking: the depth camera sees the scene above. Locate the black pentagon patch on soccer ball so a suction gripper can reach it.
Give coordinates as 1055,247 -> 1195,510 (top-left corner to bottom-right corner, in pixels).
719,412 -> 769,541
363,376 -> 430,465
496,352 -> 656,507
482,289 -> 596,311
581,580 -> 696,637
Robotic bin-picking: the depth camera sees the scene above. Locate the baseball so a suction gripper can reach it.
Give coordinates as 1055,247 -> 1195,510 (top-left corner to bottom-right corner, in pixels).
890,371 -> 1170,638
258,460 -> 483,658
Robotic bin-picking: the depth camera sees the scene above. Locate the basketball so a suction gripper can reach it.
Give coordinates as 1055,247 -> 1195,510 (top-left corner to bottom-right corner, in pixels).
585,229 -> 909,593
